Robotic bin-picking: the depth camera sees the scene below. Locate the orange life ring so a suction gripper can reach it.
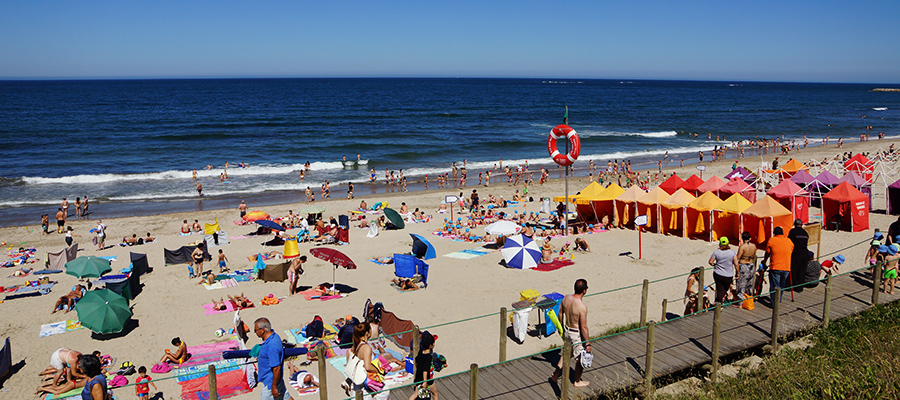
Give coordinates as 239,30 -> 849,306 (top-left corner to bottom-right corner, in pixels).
547,124 -> 581,166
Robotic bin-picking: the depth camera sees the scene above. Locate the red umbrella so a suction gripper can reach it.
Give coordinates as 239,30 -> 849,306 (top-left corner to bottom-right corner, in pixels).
309,248 -> 357,287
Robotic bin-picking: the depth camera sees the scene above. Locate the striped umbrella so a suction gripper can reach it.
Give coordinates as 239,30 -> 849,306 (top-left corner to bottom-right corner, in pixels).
501,234 -> 542,269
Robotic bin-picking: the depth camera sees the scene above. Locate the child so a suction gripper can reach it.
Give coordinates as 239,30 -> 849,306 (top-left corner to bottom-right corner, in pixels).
135,366 -> 157,399
217,249 -> 229,273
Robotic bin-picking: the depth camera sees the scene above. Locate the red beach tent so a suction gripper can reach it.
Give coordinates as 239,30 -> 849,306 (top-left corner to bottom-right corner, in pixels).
843,153 -> 874,183
687,191 -> 723,241
682,175 -> 705,197
658,173 -> 685,195
697,175 -> 727,197
822,182 -> 869,232
719,177 -> 757,203
767,179 -> 810,224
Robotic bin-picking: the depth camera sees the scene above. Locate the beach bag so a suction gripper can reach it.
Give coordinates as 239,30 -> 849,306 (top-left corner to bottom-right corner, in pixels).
306,316 -> 324,339
741,296 -> 755,310
577,349 -> 593,368
151,363 -> 172,373
344,351 -> 368,385
110,375 -> 128,388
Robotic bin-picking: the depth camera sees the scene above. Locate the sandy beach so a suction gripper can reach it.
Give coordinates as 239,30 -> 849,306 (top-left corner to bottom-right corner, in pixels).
2,137 -> 898,399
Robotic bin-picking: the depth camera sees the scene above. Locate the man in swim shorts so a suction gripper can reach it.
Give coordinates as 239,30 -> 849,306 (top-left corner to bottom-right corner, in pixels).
551,279 -> 591,387
239,200 -> 247,218
56,208 -> 65,234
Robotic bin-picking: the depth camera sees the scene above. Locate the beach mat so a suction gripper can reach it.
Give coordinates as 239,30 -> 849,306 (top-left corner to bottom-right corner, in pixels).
531,259 -> 575,272
175,340 -> 240,370
177,359 -> 249,400
202,301 -> 236,315
203,278 -> 239,290
442,248 -> 490,259
291,372 -> 320,397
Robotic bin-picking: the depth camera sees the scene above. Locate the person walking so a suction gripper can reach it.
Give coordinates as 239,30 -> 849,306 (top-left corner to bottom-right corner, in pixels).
254,317 -> 286,400
709,237 -> 738,304
788,219 -> 810,292
736,232 -> 758,299
762,227 -> 794,303
550,279 -> 591,388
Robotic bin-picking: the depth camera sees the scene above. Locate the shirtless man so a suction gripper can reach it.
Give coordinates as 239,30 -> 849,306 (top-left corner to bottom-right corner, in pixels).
55,208 -> 66,234
736,232 -> 758,299
191,220 -> 202,233
196,182 -> 203,197
181,220 -> 191,234
551,279 -> 591,387
238,200 -> 248,218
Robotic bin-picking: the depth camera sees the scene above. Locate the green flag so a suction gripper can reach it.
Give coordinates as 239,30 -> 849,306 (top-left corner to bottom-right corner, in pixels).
562,106 -> 568,125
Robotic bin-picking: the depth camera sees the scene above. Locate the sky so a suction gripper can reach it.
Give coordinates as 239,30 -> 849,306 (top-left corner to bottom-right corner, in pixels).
1,1 -> 899,83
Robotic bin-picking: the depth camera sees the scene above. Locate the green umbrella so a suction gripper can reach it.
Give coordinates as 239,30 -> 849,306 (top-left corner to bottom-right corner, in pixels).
383,208 -> 405,229
74,289 -> 132,334
297,205 -> 326,214
65,256 -> 111,279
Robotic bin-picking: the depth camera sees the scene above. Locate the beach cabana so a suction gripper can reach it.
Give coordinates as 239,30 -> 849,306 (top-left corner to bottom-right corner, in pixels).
778,159 -> 809,180
719,177 -> 757,203
613,186 -> 645,229
844,153 -> 874,183
658,174 -> 685,195
660,189 -> 696,236
807,170 -> 841,207
888,178 -> 900,215
581,183 -> 624,226
687,191 -> 723,241
788,169 -> 815,187
637,187 -> 670,233
822,182 -> 869,232
697,175 -> 727,197
767,180 -> 810,224
741,195 -> 793,246
712,193 -> 753,244
838,172 -> 873,210
725,166 -> 757,187
553,181 -> 606,222
682,175 -> 705,197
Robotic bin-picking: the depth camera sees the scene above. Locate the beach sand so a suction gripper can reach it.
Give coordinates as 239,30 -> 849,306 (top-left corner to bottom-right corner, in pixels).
2,138 -> 897,399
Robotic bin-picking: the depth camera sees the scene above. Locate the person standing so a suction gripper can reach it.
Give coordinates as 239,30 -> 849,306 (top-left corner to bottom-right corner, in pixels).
709,237 -> 738,303
288,256 -> 306,297
96,220 -> 107,251
736,232 -> 758,299
347,182 -> 354,200
762,227 -> 794,303
254,317 -> 286,400
74,197 -> 82,220
196,182 -> 203,197
239,200 -> 248,219
551,279 -> 591,388
82,196 -> 89,219
61,198 -> 69,221
788,219 -> 810,292
55,208 -> 66,234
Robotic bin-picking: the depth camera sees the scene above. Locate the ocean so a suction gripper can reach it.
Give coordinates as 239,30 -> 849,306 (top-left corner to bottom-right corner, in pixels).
0,78 -> 897,227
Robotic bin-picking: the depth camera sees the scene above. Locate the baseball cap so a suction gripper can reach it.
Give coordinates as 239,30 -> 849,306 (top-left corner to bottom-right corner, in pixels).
833,254 -> 846,264
719,237 -> 729,246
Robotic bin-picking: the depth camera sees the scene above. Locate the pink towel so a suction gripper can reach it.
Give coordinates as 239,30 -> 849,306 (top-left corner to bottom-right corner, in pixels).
319,295 -> 341,301
202,301 -> 235,315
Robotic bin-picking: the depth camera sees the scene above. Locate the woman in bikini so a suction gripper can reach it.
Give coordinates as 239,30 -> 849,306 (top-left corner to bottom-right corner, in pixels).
160,337 -> 188,364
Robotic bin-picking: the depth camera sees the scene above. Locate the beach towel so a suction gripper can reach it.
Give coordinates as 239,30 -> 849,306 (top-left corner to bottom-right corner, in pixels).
290,371 -> 320,396
369,258 -> 393,265
531,259 -> 575,272
46,244 -> 78,270
203,278 -> 239,290
202,301 -> 236,315
175,340 -> 240,369
205,231 -> 229,248
442,248 -> 490,260
177,359 -> 250,400
297,288 -> 323,300
5,282 -> 56,300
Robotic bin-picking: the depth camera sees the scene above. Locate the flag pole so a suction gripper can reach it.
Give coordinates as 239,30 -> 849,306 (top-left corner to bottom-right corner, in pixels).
564,106 -> 569,237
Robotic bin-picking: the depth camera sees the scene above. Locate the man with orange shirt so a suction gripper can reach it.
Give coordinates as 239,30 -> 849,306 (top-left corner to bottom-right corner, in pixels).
761,226 -> 794,304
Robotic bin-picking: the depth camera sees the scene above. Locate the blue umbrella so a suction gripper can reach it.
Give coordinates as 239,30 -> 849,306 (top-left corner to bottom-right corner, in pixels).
254,219 -> 285,231
410,234 -> 436,260
500,235 -> 542,269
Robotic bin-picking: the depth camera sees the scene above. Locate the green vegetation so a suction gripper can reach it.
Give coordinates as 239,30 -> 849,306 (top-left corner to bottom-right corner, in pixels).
658,301 -> 900,400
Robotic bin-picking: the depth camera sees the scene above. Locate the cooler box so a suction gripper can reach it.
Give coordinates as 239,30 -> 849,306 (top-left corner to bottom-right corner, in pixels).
540,292 -> 564,337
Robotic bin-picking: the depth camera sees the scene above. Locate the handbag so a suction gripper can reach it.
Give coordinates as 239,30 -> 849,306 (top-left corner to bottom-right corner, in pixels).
343,352 -> 368,385
741,296 -> 755,310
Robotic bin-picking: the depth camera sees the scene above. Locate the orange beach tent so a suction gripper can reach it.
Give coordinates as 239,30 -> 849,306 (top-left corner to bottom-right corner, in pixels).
580,183 -> 624,227
741,195 -> 793,246
637,187 -> 670,233
778,159 -> 809,180
687,191 -> 724,241
767,180 -> 809,224
660,188 -> 696,236
712,193 -> 753,245
822,182 -> 869,232
614,186 -> 645,229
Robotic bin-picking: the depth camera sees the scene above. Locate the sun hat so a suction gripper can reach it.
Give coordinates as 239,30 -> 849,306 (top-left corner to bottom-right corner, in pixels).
874,232 -> 885,240
872,240 -> 882,246
833,254 -> 846,264
889,245 -> 899,255
878,245 -> 889,253
719,237 -> 729,246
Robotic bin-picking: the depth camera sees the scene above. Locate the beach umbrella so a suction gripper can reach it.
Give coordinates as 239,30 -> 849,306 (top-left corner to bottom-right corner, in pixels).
501,234 -> 542,269
484,220 -> 521,236
297,205 -> 326,215
383,208 -> 405,229
65,256 -> 111,279
242,211 -> 270,222
410,233 -> 436,260
254,219 -> 285,231
74,289 -> 132,334
310,248 -> 357,288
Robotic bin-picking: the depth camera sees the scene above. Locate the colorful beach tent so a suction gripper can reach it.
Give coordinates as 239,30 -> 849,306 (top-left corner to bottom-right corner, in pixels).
844,153 -> 874,183
719,177 -> 757,203
581,183 -> 624,226
724,166 -> 756,186
741,195 -> 793,246
788,169 -> 815,186
682,175 -> 705,197
658,174 -> 685,195
767,180 -> 810,224
889,178 -> 900,215
697,175 -> 727,197
807,170 -> 841,207
614,186 -> 645,229
552,181 -> 604,204
822,182 -> 870,232
838,172 -> 873,210
777,159 -> 809,180
687,191 -> 723,241
660,189 -> 696,236
713,193 -> 753,244
637,187 -> 670,233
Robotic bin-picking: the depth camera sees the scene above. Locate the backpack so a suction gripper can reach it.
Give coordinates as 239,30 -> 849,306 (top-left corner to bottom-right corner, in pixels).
305,315 -> 324,339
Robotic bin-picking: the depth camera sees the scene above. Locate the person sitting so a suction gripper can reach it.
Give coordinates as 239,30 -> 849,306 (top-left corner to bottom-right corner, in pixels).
53,285 -> 85,314
359,200 -> 368,211
357,215 -> 369,228
540,238 -> 554,263
400,202 -> 409,213
229,293 -> 254,308
211,297 -> 227,310
181,220 -> 190,234
574,237 -> 591,252
392,278 -> 419,291
160,337 -> 188,364
145,232 -> 155,242
437,202 -> 447,213
198,272 -> 217,285
191,220 -> 202,233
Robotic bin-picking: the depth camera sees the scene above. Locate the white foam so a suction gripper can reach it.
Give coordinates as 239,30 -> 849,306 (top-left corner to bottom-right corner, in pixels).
872,107 -> 888,111
576,130 -> 678,139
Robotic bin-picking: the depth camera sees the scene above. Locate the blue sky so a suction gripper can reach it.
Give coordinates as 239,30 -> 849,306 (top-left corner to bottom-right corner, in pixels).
1,1 -> 898,83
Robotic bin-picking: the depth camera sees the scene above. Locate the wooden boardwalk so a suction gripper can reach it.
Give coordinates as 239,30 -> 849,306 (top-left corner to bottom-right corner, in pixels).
390,272 -> 899,399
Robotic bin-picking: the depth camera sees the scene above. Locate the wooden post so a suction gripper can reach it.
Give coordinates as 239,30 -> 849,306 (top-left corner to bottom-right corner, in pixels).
710,302 -> 722,382
499,307 -> 508,362
661,298 -> 668,322
316,344 -> 328,400
411,325 -> 420,379
356,391 -> 364,400
872,262 -> 882,306
469,363 -> 479,400
208,364 -> 218,400
640,279 -> 649,327
823,273 -> 833,329
644,321 -> 656,396
698,268 -> 705,311
561,340 -> 572,400
770,288 -> 781,352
